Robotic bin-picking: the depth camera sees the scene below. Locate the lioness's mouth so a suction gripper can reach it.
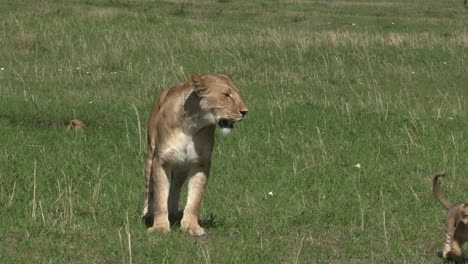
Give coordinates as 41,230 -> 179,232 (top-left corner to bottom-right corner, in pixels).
218,118 -> 234,129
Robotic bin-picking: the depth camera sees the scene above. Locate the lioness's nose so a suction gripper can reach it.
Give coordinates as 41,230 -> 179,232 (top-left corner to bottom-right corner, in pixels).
240,110 -> 248,117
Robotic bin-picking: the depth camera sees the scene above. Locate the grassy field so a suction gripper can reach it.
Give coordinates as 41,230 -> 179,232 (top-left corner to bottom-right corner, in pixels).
1,0 -> 467,262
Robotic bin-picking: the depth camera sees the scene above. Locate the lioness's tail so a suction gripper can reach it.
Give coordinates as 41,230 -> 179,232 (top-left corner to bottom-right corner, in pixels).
433,172 -> 454,210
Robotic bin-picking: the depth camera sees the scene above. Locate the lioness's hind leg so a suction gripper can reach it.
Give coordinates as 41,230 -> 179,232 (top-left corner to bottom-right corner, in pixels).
143,148 -> 154,217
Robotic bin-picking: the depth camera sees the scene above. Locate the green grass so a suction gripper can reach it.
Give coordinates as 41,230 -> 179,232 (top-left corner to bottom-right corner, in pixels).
1,0 -> 467,262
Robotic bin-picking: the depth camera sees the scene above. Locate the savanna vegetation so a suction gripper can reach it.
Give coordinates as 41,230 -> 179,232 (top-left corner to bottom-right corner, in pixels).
1,0 -> 467,262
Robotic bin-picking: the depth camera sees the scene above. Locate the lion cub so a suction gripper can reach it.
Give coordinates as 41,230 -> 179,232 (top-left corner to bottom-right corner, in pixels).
433,172 -> 468,260
143,73 -> 248,236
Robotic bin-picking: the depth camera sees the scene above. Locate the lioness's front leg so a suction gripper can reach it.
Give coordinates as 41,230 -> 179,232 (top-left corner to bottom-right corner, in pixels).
148,161 -> 171,233
181,167 -> 209,236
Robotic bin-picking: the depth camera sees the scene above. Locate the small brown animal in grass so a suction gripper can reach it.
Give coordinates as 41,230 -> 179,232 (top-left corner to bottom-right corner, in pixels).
67,119 -> 86,130
433,172 -> 468,260
143,73 -> 248,236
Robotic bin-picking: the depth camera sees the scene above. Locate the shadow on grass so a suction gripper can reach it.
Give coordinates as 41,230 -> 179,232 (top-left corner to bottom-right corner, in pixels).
437,251 -> 468,263
143,211 -> 222,229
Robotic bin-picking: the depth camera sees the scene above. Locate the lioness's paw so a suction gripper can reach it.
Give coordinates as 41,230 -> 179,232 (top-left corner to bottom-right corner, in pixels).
148,222 -> 170,233
147,226 -> 171,233
184,225 -> 205,236
181,220 -> 205,236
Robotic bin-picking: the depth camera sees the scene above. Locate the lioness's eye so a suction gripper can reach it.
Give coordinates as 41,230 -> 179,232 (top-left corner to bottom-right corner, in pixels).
224,93 -> 231,98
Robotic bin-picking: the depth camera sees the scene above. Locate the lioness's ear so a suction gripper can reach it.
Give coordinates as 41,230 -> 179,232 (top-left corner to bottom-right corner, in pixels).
216,73 -> 231,83
189,73 -> 207,96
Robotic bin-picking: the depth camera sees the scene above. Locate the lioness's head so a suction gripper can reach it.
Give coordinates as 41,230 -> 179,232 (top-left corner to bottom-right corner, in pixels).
190,73 -> 248,134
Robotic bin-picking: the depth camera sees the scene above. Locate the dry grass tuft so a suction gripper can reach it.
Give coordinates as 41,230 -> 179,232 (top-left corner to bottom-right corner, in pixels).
249,29 -> 468,49
15,32 -> 39,54
88,7 -> 123,18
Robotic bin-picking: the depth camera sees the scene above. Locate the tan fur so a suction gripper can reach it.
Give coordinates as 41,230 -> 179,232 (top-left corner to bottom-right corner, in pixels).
143,73 -> 248,236
67,119 -> 86,130
433,172 -> 468,260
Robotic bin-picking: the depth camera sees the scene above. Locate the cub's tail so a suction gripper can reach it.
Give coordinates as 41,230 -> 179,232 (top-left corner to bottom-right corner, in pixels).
433,172 -> 454,210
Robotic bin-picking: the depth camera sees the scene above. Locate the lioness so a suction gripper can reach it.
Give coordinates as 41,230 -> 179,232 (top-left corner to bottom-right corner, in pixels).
143,73 -> 248,236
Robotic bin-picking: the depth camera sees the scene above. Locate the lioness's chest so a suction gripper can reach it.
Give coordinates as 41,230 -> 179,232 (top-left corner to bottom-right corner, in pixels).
160,134 -> 203,166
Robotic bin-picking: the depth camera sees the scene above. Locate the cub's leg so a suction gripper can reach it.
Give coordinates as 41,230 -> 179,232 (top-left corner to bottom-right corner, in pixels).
148,162 -> 171,233
181,167 -> 209,236
448,240 -> 463,259
443,217 -> 457,258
